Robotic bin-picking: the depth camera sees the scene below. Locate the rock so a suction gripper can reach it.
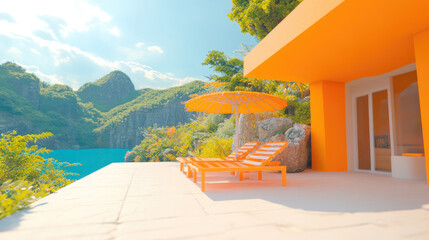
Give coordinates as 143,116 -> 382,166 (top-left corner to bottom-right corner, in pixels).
269,124 -> 311,173
232,112 -> 275,150
187,151 -> 196,157
159,148 -> 177,161
161,148 -> 176,156
257,117 -> 294,144
301,96 -> 310,103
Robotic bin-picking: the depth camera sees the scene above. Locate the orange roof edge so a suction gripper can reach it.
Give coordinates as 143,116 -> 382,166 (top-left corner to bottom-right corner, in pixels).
244,0 -> 344,78
244,0 -> 429,83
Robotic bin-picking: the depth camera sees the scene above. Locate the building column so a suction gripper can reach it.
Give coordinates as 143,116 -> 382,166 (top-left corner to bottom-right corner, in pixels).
414,28 -> 429,185
310,81 -> 347,171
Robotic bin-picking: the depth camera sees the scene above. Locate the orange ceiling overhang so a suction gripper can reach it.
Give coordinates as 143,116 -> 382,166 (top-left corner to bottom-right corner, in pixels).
244,0 -> 429,83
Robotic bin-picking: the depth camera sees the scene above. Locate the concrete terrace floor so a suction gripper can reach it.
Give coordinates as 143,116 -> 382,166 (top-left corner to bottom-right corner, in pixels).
1,163 -> 429,240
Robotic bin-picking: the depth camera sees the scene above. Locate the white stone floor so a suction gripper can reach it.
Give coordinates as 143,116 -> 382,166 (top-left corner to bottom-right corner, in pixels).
1,162 -> 429,240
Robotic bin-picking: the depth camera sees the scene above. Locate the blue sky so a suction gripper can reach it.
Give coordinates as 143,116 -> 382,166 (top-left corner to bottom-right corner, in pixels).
0,0 -> 258,90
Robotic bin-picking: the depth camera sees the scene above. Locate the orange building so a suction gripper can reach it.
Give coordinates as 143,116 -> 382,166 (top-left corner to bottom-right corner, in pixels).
244,0 -> 429,184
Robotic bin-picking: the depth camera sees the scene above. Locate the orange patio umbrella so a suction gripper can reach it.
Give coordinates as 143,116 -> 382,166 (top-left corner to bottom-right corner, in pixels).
185,91 -> 287,161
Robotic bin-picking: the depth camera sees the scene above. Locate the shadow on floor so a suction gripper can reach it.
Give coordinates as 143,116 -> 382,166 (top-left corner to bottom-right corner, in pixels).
0,204 -> 43,232
194,170 -> 429,213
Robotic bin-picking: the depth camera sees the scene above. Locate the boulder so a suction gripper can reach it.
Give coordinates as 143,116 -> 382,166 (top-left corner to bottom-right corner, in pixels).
257,117 -> 294,144
232,112 -> 275,150
161,148 -> 176,156
269,124 -> 311,173
301,96 -> 310,103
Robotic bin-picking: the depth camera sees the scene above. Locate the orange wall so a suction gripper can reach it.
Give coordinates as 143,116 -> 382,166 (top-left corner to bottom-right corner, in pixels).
311,81 -> 348,171
414,29 -> 429,185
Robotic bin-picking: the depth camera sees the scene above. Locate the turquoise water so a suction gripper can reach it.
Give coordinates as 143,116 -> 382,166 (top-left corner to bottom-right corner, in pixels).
46,148 -> 131,180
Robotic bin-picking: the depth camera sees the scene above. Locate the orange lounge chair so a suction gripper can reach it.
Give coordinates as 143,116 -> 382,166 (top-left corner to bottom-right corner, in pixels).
176,142 -> 261,175
188,142 -> 288,192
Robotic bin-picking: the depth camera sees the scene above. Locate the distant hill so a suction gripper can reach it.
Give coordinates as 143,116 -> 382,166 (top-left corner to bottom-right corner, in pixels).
77,71 -> 138,112
0,62 -> 205,149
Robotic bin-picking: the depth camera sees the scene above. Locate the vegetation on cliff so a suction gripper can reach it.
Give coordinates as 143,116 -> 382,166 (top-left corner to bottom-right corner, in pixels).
0,63 -> 62,135
0,62 -> 39,91
97,81 -> 205,132
77,71 -> 137,112
0,62 -> 204,149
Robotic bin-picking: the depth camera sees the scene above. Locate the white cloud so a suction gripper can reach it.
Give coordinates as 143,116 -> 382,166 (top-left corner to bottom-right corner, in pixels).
7,47 -> 22,56
13,37 -> 199,88
147,46 -> 164,54
31,48 -> 41,55
0,0 -> 113,40
108,26 -> 120,37
117,46 -> 146,61
0,0 -> 198,90
115,61 -> 200,88
18,62 -> 64,86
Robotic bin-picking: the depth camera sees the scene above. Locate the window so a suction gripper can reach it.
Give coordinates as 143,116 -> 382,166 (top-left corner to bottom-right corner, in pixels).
392,71 -> 424,156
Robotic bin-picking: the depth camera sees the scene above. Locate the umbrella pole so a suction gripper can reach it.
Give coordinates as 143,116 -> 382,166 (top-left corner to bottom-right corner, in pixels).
235,105 -> 239,161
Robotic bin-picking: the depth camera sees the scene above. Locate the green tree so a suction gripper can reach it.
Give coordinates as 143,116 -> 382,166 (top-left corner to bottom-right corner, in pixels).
201,49 -> 310,123
229,0 -> 303,40
202,50 -> 305,95
201,50 -> 246,91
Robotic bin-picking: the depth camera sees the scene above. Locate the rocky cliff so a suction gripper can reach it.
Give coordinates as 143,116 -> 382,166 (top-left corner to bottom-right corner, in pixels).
0,62 -> 205,149
108,98 -> 195,148
98,80 -> 205,148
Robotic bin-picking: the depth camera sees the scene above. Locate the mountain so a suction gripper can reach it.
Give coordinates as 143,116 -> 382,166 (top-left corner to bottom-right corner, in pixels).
0,62 -> 40,108
0,62 -> 205,149
77,71 -> 137,112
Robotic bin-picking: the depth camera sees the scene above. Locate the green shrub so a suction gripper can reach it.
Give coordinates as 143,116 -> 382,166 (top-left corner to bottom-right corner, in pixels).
204,114 -> 227,133
294,101 -> 311,125
216,116 -> 235,138
0,131 -> 78,219
129,113 -> 237,162
0,180 -> 51,219
198,136 -> 233,158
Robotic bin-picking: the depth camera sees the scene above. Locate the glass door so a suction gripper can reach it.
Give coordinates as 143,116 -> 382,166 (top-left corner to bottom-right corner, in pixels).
372,90 -> 391,172
355,90 -> 392,173
357,95 -> 371,170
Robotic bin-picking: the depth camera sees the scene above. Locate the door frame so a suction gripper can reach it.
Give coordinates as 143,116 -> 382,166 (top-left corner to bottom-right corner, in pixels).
346,63 -> 417,174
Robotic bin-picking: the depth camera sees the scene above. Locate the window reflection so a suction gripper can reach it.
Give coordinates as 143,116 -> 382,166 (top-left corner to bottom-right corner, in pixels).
392,71 -> 424,156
